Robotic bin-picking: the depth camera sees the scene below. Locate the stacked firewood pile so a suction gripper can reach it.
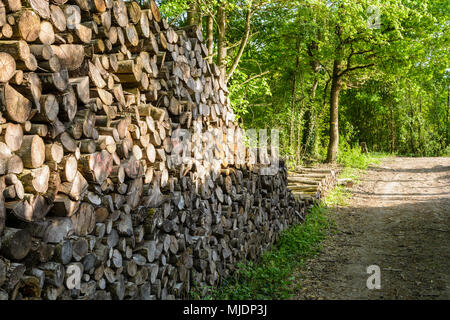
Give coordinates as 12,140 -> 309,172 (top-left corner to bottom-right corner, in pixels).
288,167 -> 337,203
0,0 -> 304,300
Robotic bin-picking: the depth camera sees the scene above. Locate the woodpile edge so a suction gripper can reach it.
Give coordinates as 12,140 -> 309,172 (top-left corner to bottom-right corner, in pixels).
0,0 -> 310,300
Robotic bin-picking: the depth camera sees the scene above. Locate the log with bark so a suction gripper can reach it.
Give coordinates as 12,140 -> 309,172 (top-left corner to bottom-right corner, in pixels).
0,0 -> 306,301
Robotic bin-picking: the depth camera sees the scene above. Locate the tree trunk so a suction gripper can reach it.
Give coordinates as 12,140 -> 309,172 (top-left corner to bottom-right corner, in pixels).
418,94 -> 422,155
302,77 -> 318,159
187,1 -> 201,26
389,93 -> 395,153
187,1 -> 195,26
447,84 -> 449,146
225,8 -> 251,83
206,14 -> 213,64
408,87 -> 416,154
289,41 -> 300,150
326,60 -> 342,163
217,3 -> 227,78
302,39 -> 321,159
296,72 -> 306,163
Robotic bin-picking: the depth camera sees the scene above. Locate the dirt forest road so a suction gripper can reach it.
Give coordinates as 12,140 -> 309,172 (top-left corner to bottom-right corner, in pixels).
294,157 -> 450,300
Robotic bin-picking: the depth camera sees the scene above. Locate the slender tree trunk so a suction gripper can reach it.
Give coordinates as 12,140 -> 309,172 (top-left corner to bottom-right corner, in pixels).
187,1 -> 201,26
225,8 -> 252,83
296,72 -> 305,163
389,93 -> 395,153
326,60 -> 342,163
302,39 -> 320,159
187,1 -> 197,26
196,4 -> 202,26
302,77 -> 318,157
418,94 -> 422,154
217,3 -> 227,78
206,14 -> 214,64
408,88 -> 415,154
447,84 -> 449,145
289,41 -> 300,148
297,112 -> 301,163
410,107 -> 415,154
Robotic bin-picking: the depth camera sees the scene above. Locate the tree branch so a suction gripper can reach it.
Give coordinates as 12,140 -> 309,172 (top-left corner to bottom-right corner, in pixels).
340,63 -> 375,77
338,43 -> 375,77
225,8 -> 252,82
306,42 -> 330,77
240,71 -> 270,86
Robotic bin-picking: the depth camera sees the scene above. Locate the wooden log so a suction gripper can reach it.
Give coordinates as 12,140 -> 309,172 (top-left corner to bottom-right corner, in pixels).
18,165 -> 49,193
79,150 -> 113,184
150,0 -> 161,23
50,194 -> 79,217
51,44 -> 84,71
39,21 -> 55,45
0,52 -> 15,82
29,44 -> 52,60
3,155 -> 23,175
57,88 -> 77,122
39,71 -> 68,92
50,5 -> 66,32
11,10 -> 41,42
60,155 -> 78,183
53,240 -> 72,265
16,135 -> 45,169
10,72 -> 41,110
69,77 -> 90,104
59,171 -> 88,200
59,131 -> 77,153
45,142 -> 64,164
4,0 -> 21,13
0,83 -> 32,123
112,0 -> 128,27
42,170 -> 60,202
28,0 -> 51,19
4,262 -> 26,293
32,94 -> 59,123
0,227 -> 32,260
38,55 -> 60,73
42,217 -> 73,243
39,261 -> 65,287
0,123 -> 23,152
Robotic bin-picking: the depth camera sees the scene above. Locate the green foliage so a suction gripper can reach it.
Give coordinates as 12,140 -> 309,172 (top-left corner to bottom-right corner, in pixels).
445,145 -> 450,157
336,139 -> 373,169
228,68 -> 272,119
156,0 -> 448,161
326,150 -> 385,206
157,0 -> 189,21
230,0 -> 448,162
192,205 -> 332,300
322,185 -> 352,207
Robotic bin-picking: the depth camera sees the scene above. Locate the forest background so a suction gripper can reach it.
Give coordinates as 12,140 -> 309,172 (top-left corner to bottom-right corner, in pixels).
152,0 -> 449,166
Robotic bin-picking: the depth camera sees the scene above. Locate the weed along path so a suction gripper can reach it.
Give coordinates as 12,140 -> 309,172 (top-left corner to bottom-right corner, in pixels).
293,157 -> 450,300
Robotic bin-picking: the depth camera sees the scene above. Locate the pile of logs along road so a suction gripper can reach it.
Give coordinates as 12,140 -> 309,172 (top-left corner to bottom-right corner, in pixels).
288,167 -> 337,203
0,0 -> 318,300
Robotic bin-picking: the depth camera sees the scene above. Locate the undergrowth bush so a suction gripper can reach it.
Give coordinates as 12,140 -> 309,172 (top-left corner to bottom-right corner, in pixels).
337,139 -> 373,169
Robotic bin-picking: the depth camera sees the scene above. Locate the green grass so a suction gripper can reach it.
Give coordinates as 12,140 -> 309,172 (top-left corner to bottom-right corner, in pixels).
322,185 -> 352,207
191,205 -> 332,300
191,149 -> 387,300
370,152 -> 394,160
337,143 -> 386,170
324,151 -> 386,207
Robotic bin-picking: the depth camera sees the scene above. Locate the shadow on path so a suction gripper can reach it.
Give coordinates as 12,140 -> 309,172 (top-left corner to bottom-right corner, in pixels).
293,157 -> 450,300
